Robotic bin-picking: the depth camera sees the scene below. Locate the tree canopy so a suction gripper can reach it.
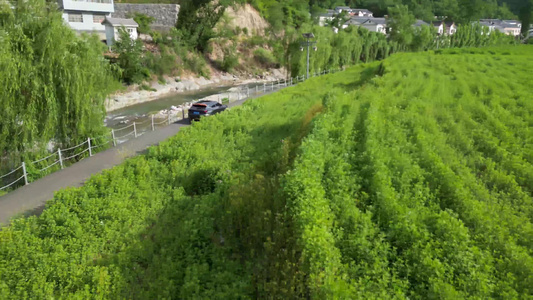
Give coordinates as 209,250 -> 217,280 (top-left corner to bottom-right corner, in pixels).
252,0 -> 531,24
0,0 -> 118,164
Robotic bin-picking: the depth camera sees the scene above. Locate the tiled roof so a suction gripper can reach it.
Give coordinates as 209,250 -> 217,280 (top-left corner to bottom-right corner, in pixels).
103,17 -> 139,27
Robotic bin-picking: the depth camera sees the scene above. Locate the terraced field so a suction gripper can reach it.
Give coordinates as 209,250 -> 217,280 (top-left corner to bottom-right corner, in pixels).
1,46 -> 532,299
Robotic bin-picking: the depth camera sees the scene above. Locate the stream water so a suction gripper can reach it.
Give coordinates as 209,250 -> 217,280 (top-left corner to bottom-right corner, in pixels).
105,86 -> 232,130
105,81 -> 273,132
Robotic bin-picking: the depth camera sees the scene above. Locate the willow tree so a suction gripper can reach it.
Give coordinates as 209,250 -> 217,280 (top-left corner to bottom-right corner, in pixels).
0,0 -> 117,165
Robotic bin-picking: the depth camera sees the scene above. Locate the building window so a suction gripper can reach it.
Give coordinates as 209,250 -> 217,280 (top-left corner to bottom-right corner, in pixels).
93,15 -> 105,24
68,14 -> 83,23
127,28 -> 135,34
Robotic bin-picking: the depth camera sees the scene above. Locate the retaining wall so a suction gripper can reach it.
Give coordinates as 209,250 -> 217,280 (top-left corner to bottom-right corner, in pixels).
113,4 -> 179,31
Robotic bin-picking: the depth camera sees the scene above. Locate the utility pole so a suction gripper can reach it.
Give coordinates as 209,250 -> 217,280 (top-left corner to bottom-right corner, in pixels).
300,33 -> 317,80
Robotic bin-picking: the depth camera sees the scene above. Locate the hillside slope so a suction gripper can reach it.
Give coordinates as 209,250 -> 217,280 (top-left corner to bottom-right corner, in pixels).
1,46 -> 532,298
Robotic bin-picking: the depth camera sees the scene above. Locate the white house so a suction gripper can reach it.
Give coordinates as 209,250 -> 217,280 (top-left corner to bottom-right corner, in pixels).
361,18 -> 387,34
103,17 -> 138,47
57,0 -> 114,39
432,21 -> 444,35
334,6 -> 352,14
343,17 -> 387,34
500,20 -> 521,36
334,6 -> 373,17
318,9 -> 336,26
414,20 -> 429,28
352,9 -> 373,17
444,21 -> 456,35
342,17 -> 368,29
479,19 -> 521,36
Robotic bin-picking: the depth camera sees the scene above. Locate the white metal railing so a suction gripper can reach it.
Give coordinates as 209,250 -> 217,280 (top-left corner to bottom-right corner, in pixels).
0,70 -> 340,193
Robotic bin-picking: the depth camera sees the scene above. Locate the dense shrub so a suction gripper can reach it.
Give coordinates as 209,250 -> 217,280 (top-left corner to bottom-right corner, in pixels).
113,28 -> 151,84
254,47 -> 277,67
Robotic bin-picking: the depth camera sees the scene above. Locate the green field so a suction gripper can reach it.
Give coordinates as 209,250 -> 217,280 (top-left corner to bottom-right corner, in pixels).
1,46 -> 533,299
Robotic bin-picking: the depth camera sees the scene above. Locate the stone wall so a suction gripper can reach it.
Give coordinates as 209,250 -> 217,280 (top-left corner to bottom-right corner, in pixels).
113,4 -> 179,31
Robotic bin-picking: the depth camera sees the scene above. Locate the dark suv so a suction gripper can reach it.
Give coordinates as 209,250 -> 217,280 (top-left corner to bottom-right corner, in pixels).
188,100 -> 227,122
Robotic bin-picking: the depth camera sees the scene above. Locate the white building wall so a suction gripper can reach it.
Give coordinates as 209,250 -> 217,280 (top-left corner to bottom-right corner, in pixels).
436,24 -> 444,35
106,26 -> 138,46
105,25 -> 114,47
319,16 -> 333,26
61,0 -> 114,14
362,24 -> 378,33
504,28 -> 520,36
63,12 -> 105,31
59,0 -> 113,39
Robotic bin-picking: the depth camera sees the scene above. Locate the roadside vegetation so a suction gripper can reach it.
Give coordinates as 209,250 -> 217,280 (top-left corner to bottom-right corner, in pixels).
1,45 -> 532,298
0,0 -> 117,174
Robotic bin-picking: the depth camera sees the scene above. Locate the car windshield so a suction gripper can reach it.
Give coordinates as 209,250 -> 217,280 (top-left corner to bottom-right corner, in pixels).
192,104 -> 207,108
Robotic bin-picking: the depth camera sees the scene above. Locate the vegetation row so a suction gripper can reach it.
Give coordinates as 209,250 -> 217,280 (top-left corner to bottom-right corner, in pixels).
1,45 -> 532,298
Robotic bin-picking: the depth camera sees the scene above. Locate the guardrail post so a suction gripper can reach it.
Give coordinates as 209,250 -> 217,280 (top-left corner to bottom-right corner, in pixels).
182,108 -> 185,120
263,83 -> 266,93
58,148 -> 64,169
133,122 -> 137,138
247,86 -> 249,98
111,130 -> 116,147
151,115 -> 155,131
21,162 -> 28,185
88,138 -> 93,157
167,111 -> 171,125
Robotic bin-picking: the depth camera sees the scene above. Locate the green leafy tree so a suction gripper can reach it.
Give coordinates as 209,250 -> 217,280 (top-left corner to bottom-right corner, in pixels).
0,0 -> 117,164
387,5 -> 416,50
112,28 -> 150,84
519,0 -> 532,37
327,10 -> 349,29
176,1 -> 225,52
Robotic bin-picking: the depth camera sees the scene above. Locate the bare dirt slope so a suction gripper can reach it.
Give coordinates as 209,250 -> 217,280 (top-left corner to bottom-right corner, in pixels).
225,3 -> 269,36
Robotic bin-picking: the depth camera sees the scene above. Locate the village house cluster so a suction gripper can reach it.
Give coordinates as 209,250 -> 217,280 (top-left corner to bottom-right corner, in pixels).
319,6 -> 525,37
56,0 -> 179,46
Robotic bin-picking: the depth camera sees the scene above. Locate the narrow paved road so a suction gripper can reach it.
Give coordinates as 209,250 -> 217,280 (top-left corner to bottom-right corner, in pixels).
0,96 -> 253,225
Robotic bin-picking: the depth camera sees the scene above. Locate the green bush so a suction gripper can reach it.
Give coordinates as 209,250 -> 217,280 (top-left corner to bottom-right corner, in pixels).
112,28 -> 150,84
253,48 -> 277,66
140,84 -> 156,91
128,12 -> 155,34
219,52 -> 239,72
144,46 -> 177,76
182,51 -> 210,78
248,35 -> 267,46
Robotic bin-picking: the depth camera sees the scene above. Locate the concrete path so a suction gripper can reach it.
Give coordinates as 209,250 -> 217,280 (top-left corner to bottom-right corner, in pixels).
0,96 -> 252,225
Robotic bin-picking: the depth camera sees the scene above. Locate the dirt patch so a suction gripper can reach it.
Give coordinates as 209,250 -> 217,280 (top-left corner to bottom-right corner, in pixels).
225,4 -> 269,36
